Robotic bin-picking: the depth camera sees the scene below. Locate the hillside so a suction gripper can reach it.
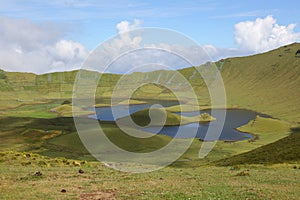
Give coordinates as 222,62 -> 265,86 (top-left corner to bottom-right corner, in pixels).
215,130 -> 300,166
1,43 -> 300,123
219,43 -> 300,122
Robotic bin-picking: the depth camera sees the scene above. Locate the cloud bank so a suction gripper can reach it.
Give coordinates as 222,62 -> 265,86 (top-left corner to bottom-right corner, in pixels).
116,19 -> 142,34
234,15 -> 300,52
0,16 -> 88,74
0,16 -> 299,74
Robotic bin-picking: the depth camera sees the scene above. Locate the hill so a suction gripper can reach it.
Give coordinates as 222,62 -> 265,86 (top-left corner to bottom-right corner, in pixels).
1,43 -> 300,122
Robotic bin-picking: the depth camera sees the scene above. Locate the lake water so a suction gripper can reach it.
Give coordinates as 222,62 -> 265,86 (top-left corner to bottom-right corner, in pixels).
143,109 -> 259,140
90,101 -> 178,121
90,103 -> 266,141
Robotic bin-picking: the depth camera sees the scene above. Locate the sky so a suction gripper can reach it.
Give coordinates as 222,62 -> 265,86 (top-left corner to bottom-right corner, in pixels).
0,0 -> 300,74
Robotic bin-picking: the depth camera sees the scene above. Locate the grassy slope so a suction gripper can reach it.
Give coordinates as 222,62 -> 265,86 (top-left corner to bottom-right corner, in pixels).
219,43 -> 300,123
0,116 -> 76,150
1,102 -> 60,118
216,130 -> 300,166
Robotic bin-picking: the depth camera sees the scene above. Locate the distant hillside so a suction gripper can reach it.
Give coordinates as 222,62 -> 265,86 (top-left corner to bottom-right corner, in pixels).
1,43 -> 300,122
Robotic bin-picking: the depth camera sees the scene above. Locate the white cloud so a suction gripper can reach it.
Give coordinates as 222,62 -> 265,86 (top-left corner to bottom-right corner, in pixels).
202,45 -> 252,61
234,15 -> 300,52
48,40 -> 87,62
0,16 -> 88,74
2,16 -> 300,75
84,19 -> 145,73
84,19 -> 251,74
116,19 -> 142,34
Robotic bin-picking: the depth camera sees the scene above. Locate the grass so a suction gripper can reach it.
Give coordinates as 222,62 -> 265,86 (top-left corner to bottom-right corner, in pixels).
2,102 -> 60,118
237,116 -> 291,143
117,99 -> 148,105
165,104 -> 201,112
218,43 -> 300,123
50,104 -> 95,117
0,151 -> 300,199
94,103 -> 112,107
215,130 -> 300,165
0,116 -> 76,152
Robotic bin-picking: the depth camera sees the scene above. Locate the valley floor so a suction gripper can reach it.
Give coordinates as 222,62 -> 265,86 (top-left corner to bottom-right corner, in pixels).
0,102 -> 299,199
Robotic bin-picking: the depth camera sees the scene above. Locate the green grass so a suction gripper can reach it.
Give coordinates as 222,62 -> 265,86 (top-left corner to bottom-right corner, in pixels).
237,116 -> 291,144
117,99 -> 148,105
219,43 -> 300,123
0,151 -> 300,199
50,104 -> 95,117
165,104 -> 201,112
2,102 -> 60,118
0,116 -> 76,152
215,131 -> 300,166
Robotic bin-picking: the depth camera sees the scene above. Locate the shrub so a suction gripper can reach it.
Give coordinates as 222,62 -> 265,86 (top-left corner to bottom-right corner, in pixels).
61,100 -> 71,105
0,70 -> 7,79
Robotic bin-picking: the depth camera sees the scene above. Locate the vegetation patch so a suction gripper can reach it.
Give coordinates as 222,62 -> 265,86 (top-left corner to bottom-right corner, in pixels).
237,116 -> 291,144
117,108 -> 215,127
50,104 -> 94,117
117,99 -> 148,105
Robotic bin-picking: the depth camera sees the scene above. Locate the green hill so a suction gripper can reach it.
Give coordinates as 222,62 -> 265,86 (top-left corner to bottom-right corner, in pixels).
1,43 -> 300,122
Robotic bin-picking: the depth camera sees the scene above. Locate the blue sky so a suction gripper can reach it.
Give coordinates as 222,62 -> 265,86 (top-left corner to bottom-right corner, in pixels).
0,0 -> 300,73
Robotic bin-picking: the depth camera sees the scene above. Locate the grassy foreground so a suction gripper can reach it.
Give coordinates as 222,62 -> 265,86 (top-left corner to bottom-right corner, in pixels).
0,151 -> 300,200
